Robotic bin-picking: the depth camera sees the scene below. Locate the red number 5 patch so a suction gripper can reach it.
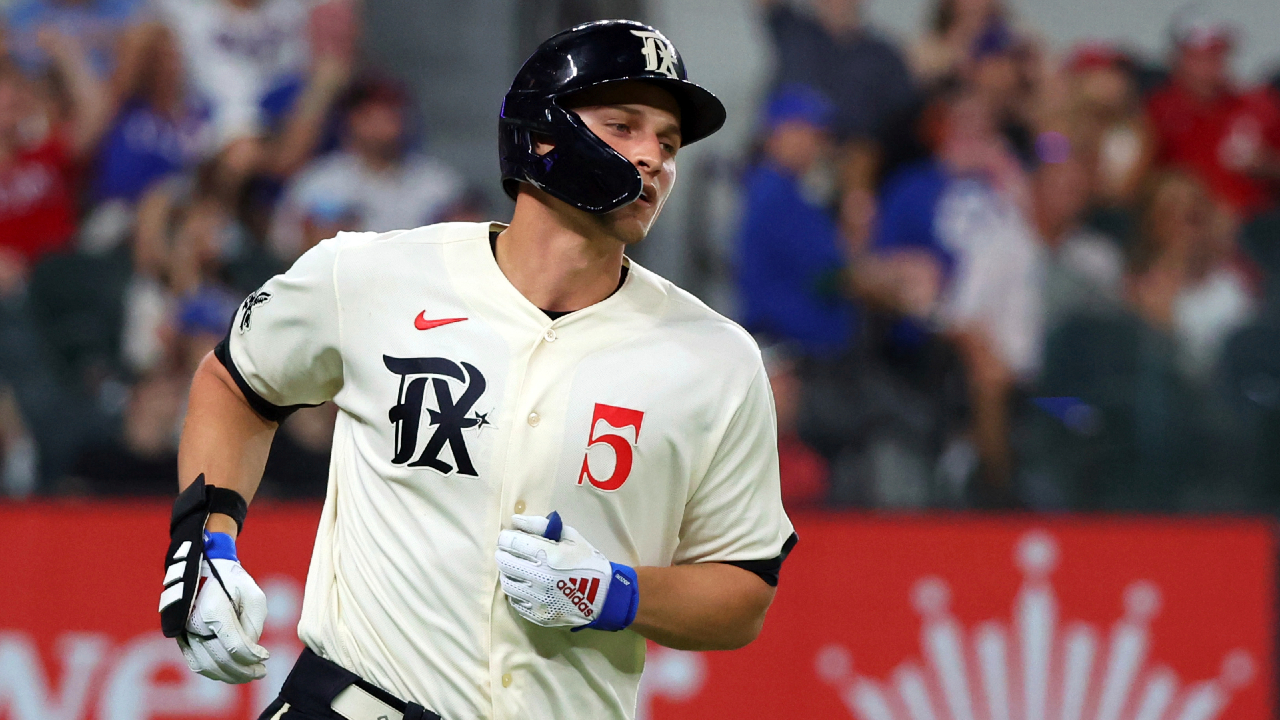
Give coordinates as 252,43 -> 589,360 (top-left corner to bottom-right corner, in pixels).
578,404 -> 645,492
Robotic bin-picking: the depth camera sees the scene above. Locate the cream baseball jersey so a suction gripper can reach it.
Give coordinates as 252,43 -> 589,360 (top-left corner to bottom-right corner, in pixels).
219,221 -> 794,720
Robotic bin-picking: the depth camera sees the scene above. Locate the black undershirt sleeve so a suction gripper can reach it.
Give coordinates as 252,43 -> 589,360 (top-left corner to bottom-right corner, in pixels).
720,532 -> 798,588
213,334 -> 320,423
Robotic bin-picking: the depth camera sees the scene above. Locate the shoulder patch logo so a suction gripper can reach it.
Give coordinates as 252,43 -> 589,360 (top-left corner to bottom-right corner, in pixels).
630,29 -> 678,79
238,291 -> 272,333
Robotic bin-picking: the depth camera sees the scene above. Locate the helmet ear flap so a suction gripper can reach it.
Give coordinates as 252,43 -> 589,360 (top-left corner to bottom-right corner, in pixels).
499,101 -> 643,214
500,124 -> 535,201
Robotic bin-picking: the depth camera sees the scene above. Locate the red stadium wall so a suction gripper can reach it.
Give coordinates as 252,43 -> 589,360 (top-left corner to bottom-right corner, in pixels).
0,504 -> 1272,720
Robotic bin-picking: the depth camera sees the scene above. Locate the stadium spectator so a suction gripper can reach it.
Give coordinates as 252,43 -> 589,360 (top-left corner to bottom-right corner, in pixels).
270,75 -> 464,262
65,368 -> 181,491
0,384 -> 37,497
70,281 -> 234,496
757,0 -> 915,191
123,149 -> 272,374
735,85 -> 856,358
758,0 -> 915,145
1032,132 -> 1125,331
1064,42 -> 1152,208
909,0 -> 1006,84
762,341 -> 830,509
1146,16 -> 1280,219
91,24 -> 215,204
1127,171 -> 1255,382
739,88 -> 952,509
964,16 -> 1040,167
150,0 -> 354,147
67,369 -> 182,495
259,403 -> 335,498
0,33 -> 117,487
4,0 -> 144,77
873,85 -> 1041,499
0,29 -> 109,267
172,285 -> 239,374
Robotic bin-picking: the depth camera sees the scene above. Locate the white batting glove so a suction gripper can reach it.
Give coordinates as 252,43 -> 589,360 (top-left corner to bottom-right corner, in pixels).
177,533 -> 269,683
495,512 -> 639,631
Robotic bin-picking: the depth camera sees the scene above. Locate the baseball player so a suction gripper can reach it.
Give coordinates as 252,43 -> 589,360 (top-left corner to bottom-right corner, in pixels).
159,19 -> 796,720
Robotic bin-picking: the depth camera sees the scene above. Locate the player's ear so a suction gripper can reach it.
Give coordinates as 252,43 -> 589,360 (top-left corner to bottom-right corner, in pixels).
532,132 -> 556,156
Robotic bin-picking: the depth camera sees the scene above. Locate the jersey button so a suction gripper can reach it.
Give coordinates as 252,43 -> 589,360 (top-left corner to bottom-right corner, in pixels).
514,500 -> 526,514
543,328 -> 557,342
501,673 -> 513,688
527,412 -> 540,427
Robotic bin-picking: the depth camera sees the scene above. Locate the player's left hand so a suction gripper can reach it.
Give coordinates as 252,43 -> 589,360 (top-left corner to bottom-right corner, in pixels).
496,512 -> 639,632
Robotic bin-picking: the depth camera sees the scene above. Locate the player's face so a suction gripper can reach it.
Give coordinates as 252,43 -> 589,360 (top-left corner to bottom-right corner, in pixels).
567,82 -> 683,244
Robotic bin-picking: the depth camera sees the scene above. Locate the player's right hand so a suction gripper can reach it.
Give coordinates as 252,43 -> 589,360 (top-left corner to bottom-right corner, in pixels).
175,532 -> 270,684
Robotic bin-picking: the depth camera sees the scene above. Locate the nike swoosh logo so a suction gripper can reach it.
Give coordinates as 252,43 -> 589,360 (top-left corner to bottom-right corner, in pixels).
415,313 -> 467,331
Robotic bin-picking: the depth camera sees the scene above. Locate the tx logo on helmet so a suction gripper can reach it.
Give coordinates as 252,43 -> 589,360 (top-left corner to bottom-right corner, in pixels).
630,30 -> 678,79
384,355 -> 490,476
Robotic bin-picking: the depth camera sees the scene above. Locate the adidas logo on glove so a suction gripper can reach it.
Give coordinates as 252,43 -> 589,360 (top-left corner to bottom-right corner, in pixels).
557,577 -> 602,618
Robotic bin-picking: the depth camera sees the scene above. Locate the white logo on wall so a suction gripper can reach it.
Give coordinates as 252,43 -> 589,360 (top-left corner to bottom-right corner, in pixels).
816,531 -> 1254,720
637,646 -> 707,720
0,576 -> 304,720
629,30 -> 678,79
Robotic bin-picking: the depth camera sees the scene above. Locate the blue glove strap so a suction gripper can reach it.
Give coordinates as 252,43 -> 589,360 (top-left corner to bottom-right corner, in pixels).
581,563 -> 639,632
203,531 -> 238,562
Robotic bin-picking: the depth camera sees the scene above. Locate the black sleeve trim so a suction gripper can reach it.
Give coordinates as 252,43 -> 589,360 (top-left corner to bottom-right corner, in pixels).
214,334 -> 319,423
721,532 -> 798,588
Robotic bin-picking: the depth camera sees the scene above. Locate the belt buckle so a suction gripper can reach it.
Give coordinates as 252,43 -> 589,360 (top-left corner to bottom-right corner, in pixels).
331,685 -> 404,720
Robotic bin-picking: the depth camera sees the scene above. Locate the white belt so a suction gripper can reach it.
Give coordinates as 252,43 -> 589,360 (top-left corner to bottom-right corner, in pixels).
331,685 -> 405,720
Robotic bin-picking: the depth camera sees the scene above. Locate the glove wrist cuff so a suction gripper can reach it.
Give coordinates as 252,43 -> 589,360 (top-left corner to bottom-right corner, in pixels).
586,563 -> 639,632
203,531 -> 239,562
160,474 -> 249,638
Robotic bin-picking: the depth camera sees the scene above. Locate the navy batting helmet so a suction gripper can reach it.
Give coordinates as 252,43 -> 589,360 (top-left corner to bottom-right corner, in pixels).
499,20 -> 727,214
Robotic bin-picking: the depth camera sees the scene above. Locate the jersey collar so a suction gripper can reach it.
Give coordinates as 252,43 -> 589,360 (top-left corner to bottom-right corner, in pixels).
458,221 -> 655,331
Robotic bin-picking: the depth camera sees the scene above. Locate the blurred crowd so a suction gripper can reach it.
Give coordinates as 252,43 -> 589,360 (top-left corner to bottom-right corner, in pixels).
3,0 -> 1280,515
747,0 -> 1280,512
0,0 -> 481,499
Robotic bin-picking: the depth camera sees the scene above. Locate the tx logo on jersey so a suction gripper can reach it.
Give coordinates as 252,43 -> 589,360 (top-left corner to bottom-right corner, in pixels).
384,355 -> 489,476
238,291 -> 271,333
557,576 -> 600,618
630,30 -> 678,79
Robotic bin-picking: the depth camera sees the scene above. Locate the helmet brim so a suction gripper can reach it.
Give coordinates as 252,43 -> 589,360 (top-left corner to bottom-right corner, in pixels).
556,77 -> 727,148
643,77 -> 727,147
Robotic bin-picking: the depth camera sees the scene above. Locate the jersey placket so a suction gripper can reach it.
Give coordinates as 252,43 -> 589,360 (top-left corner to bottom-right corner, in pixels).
443,229 -> 584,716
472,251 -> 637,718
484,315 -> 572,718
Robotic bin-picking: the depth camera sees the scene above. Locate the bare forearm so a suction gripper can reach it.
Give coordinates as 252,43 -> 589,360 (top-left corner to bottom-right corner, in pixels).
630,563 -> 775,651
265,58 -> 351,177
108,22 -> 160,109
177,352 -> 278,538
40,32 -> 110,156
